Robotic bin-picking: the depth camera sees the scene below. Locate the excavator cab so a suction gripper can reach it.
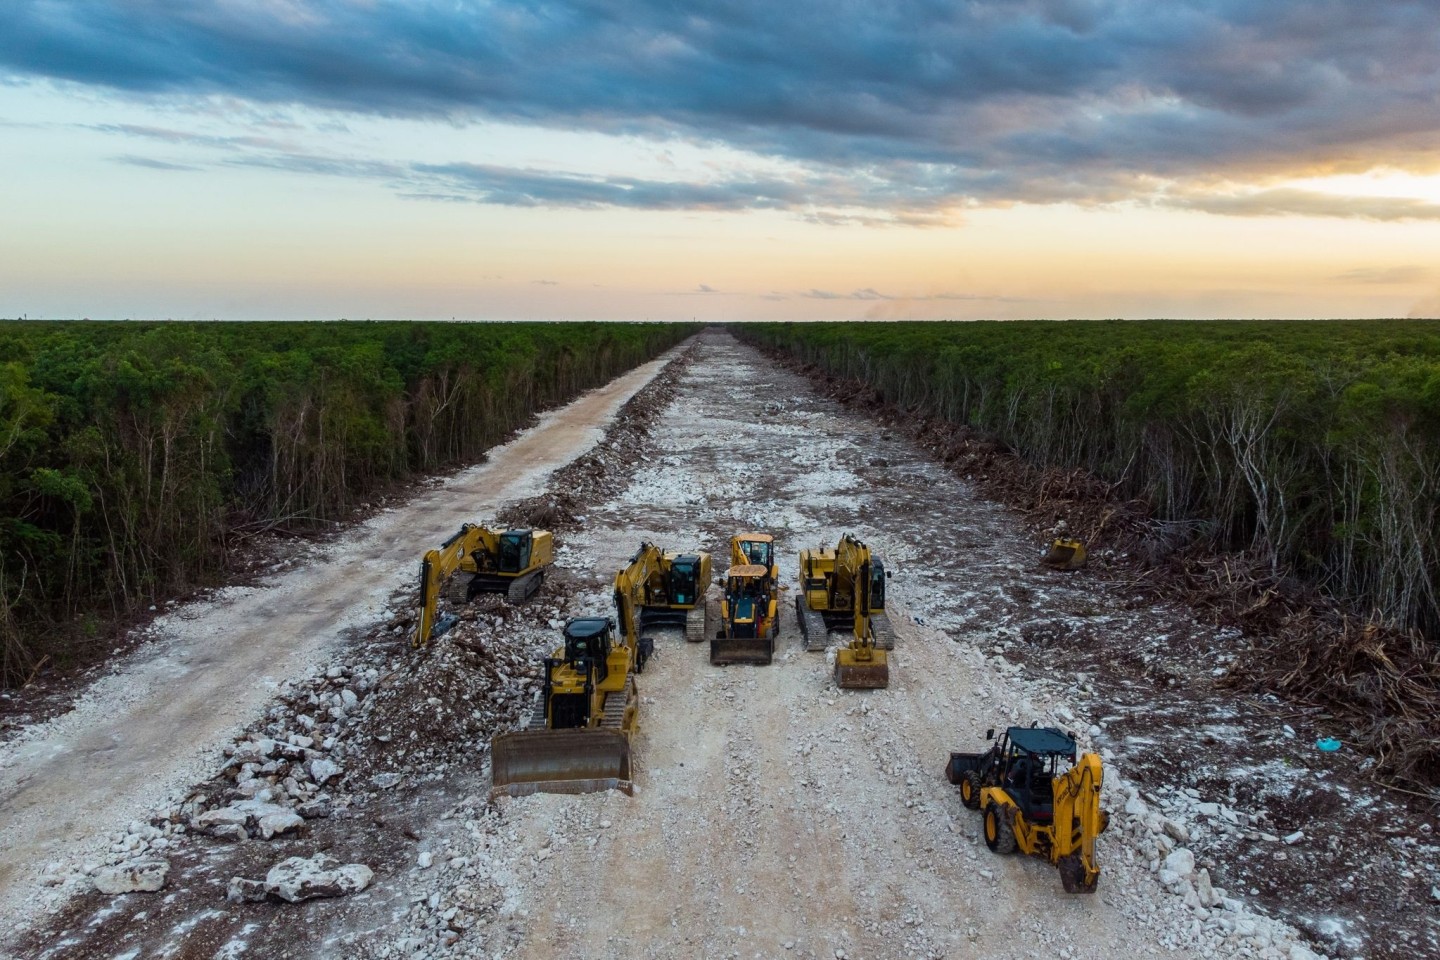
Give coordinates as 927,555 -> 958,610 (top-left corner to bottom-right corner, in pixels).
498,529 -> 533,574
668,554 -> 703,606
869,559 -> 887,609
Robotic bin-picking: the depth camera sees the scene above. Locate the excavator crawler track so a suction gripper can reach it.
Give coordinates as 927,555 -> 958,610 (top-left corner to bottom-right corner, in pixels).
506,568 -> 545,602
871,613 -> 897,650
795,595 -> 829,652
685,606 -> 706,642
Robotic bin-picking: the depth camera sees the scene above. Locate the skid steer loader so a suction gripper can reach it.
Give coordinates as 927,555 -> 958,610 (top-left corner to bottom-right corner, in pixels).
946,725 -> 1110,893
615,541 -> 712,642
414,524 -> 553,647
490,610 -> 644,798
796,533 -> 895,653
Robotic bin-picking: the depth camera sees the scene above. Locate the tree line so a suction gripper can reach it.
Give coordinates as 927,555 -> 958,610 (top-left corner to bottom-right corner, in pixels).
737,320 -> 1440,644
0,320 -> 693,686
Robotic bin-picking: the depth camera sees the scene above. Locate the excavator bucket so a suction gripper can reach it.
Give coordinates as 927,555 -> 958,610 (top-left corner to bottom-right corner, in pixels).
834,647 -> 889,689
489,729 -> 633,798
1042,537 -> 1087,570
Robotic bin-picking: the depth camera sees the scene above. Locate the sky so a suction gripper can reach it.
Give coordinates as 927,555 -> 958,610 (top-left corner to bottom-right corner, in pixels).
3,1 -> 1440,321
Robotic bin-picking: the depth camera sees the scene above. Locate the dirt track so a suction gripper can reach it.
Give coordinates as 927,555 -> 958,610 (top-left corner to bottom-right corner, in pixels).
5,331 -> 1409,960
0,349 -> 676,928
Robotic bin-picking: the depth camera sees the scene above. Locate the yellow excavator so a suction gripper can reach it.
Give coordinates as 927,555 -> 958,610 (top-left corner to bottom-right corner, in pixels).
614,541 -> 712,642
946,725 -> 1110,893
711,533 -> 779,666
414,524 -> 553,648
796,533 -> 895,652
489,605 -> 644,797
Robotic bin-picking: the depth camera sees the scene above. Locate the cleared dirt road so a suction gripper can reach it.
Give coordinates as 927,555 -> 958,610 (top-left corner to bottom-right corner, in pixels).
474,333 -> 1199,960
0,347 -> 680,925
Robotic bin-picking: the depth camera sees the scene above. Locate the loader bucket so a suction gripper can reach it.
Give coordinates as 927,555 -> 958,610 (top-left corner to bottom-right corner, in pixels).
489,729 -> 633,798
710,635 -> 774,666
1042,538 -> 1086,570
835,648 -> 889,689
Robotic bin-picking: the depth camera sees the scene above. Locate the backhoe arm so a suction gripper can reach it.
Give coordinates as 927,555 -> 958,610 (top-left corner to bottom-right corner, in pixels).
1052,752 -> 1106,893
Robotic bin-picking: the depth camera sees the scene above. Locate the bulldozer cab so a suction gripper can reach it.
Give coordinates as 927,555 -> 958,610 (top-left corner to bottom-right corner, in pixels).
668,554 -> 702,606
563,617 -> 612,676
498,529 -> 533,573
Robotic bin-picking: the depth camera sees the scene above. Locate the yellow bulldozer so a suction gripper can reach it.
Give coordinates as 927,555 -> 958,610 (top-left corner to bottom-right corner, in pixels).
711,533 -> 779,666
489,608 -> 644,798
796,533 -> 896,652
615,541 -> 712,642
946,725 -> 1110,893
413,524 -> 553,647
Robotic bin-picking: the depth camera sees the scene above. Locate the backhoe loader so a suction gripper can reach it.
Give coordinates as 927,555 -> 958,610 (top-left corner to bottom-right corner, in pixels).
711,533 -> 779,665
796,533 -> 895,653
614,541 -> 712,642
490,610 -> 643,798
946,725 -> 1110,893
414,524 -> 553,648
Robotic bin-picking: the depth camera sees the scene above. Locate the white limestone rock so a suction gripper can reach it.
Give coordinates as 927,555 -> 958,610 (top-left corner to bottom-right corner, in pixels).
94,859 -> 169,894
265,854 -> 373,903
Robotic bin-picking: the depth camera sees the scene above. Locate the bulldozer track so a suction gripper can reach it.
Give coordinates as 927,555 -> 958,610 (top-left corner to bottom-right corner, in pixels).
600,676 -> 636,728
871,613 -> 897,650
795,595 -> 829,651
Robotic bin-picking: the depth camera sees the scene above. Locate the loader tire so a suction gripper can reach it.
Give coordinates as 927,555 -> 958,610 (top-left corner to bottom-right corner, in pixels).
984,803 -> 1016,854
960,771 -> 982,810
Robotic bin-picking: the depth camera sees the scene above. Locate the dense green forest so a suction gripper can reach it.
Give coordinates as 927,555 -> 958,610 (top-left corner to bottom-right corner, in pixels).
738,320 -> 1440,643
0,320 -> 692,686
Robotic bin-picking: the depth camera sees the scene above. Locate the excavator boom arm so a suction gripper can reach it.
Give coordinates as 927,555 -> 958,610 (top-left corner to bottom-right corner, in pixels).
414,524 -> 485,648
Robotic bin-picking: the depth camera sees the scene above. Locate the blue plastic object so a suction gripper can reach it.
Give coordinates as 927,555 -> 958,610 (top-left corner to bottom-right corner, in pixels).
1316,737 -> 1342,752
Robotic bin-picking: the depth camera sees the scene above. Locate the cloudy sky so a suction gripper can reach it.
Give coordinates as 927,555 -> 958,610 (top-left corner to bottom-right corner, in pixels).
3,0 -> 1440,320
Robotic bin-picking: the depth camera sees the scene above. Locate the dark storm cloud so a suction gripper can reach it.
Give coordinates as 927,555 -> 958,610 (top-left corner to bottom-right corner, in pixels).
8,1 -> 1440,214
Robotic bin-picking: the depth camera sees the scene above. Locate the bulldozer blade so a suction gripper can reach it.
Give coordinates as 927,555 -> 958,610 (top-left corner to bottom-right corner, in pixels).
710,636 -> 774,666
489,729 -> 633,798
834,660 -> 889,689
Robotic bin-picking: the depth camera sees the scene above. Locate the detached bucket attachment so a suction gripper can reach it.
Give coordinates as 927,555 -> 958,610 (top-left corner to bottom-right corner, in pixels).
1042,538 -> 1087,570
835,647 -> 889,689
710,634 -> 774,666
490,729 -> 633,798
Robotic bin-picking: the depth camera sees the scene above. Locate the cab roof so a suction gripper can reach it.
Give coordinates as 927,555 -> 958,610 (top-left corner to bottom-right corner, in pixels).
564,617 -> 611,639
1006,726 -> 1076,756
735,532 -> 774,543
